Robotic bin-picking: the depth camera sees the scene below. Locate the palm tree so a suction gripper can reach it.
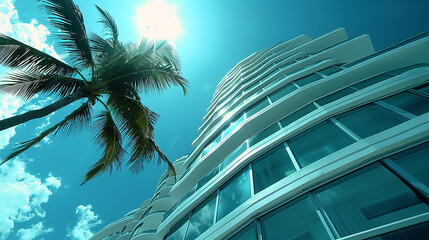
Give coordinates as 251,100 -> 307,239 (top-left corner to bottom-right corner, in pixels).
0,0 -> 188,184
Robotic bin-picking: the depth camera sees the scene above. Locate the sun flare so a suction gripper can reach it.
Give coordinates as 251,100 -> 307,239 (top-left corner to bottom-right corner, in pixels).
136,0 -> 182,44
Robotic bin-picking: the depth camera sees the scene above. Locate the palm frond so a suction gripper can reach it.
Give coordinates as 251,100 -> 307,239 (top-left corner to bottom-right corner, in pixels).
107,93 -> 149,130
1,71 -> 85,100
1,101 -> 91,163
85,110 -> 125,184
0,34 -> 75,75
95,5 -> 119,42
39,0 -> 94,69
89,33 -> 114,57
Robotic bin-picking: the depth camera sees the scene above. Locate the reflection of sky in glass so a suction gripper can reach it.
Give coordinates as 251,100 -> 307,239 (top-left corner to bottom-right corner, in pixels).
288,120 -> 355,167
217,168 -> 251,221
185,193 -> 217,240
167,214 -> 190,240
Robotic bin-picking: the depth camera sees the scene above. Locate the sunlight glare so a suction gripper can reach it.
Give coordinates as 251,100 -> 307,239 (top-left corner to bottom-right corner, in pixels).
136,0 -> 182,44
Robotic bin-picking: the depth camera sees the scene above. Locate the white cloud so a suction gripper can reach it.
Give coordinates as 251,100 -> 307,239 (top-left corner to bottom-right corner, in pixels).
0,0 -> 62,150
68,205 -> 103,240
0,158 -> 61,240
16,222 -> 53,240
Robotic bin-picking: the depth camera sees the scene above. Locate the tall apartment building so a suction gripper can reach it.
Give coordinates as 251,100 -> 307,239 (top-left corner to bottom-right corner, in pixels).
90,28 -> 429,240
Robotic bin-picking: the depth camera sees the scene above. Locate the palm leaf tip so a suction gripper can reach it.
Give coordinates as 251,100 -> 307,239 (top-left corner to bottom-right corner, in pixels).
94,5 -> 119,41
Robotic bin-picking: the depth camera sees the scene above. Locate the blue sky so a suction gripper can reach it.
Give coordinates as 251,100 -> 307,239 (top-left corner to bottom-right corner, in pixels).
1,0 -> 429,239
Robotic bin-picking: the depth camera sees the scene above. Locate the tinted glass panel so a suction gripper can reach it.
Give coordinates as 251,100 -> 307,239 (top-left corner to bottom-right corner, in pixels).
167,214 -> 190,240
260,196 -> 330,240
185,193 -> 217,240
229,224 -> 257,240
382,92 -> 429,116
315,163 -> 429,237
279,103 -> 317,128
223,115 -> 245,139
350,74 -> 391,90
243,80 -> 261,93
288,120 -> 355,167
197,166 -> 219,191
414,82 -> 429,94
268,84 -> 298,102
318,66 -> 342,76
245,98 -> 270,118
180,185 -> 197,205
294,73 -> 323,87
248,123 -> 281,147
385,63 -> 429,76
252,145 -> 296,193
336,104 -> 407,139
367,221 -> 429,240
220,142 -> 248,170
217,167 -> 251,221
390,142 -> 429,187
316,87 -> 357,106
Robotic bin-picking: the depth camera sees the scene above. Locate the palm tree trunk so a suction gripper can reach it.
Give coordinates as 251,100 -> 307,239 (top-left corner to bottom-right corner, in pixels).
0,91 -> 87,131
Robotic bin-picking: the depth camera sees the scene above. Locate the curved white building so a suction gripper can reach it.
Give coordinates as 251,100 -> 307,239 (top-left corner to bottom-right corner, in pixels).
90,28 -> 429,240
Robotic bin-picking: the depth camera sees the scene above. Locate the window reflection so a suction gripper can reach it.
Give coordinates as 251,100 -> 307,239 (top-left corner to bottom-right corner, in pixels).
185,193 -> 217,240
260,196 -> 330,240
315,163 -> 429,237
217,167 -> 251,221
288,120 -> 355,167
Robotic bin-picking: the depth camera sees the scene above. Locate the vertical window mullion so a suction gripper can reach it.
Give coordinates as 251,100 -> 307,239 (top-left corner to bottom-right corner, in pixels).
283,142 -> 301,171
214,189 -> 220,225
255,218 -> 264,240
249,164 -> 255,197
381,159 -> 429,204
374,100 -> 416,119
309,192 -> 341,239
329,117 -> 361,141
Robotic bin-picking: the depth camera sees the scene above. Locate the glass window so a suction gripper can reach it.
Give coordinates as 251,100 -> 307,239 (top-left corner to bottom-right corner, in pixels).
294,73 -> 323,87
243,80 -> 261,93
202,133 -> 222,157
382,92 -> 429,116
385,63 -> 429,76
389,141 -> 429,187
252,145 -> 296,193
217,167 -> 251,221
315,163 -> 429,237
316,87 -> 357,106
336,104 -> 407,139
318,66 -> 342,76
223,115 -> 245,139
279,103 -> 317,128
220,142 -> 248,170
164,203 -> 179,221
260,196 -> 330,240
197,166 -> 220,191
367,221 -> 429,240
414,82 -> 429,94
185,193 -> 217,240
350,73 -> 392,90
248,123 -> 281,147
245,98 -> 270,118
288,120 -> 356,167
229,223 -> 257,240
268,84 -> 298,103
166,214 -> 191,240
180,185 -> 197,205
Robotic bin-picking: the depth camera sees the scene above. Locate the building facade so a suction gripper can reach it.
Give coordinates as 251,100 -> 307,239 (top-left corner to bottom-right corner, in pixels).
90,28 -> 429,240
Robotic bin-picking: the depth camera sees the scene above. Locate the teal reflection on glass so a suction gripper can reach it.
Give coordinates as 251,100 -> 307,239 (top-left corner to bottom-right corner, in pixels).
288,120 -> 355,167
316,87 -> 357,106
279,103 -> 317,128
223,115 -> 245,139
366,221 -> 429,240
294,73 -> 323,87
248,123 -> 281,147
268,83 -> 297,103
167,214 -> 190,240
217,167 -> 251,221
382,92 -> 429,116
350,73 -> 391,90
389,141 -> 429,187
315,163 -> 429,237
229,223 -> 257,240
318,66 -> 342,76
260,196 -> 330,240
252,145 -> 296,193
336,103 -> 407,139
245,98 -> 270,118
185,193 -> 217,240
197,166 -> 219,191
220,142 -> 248,170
